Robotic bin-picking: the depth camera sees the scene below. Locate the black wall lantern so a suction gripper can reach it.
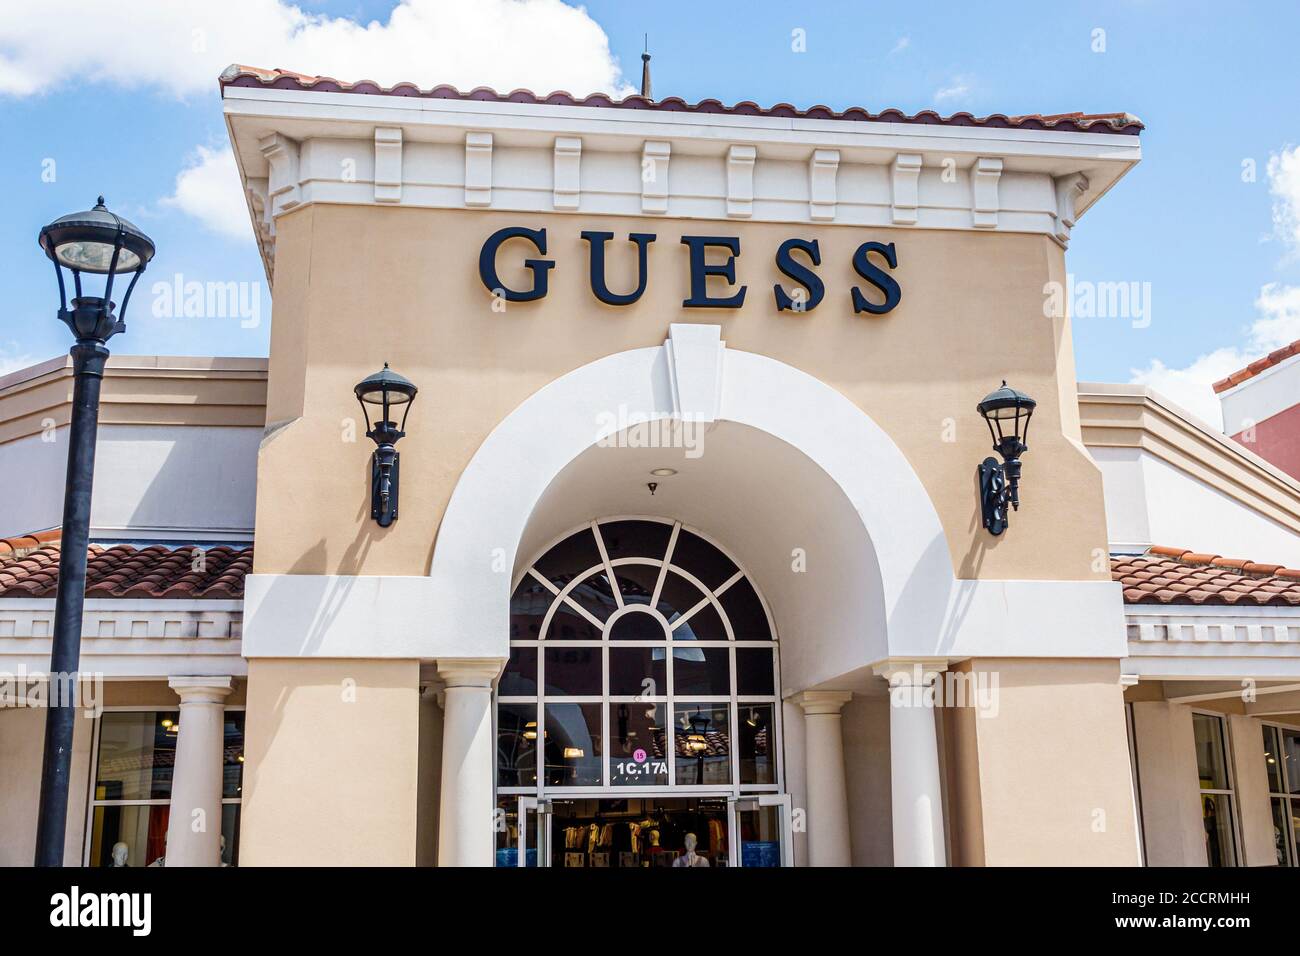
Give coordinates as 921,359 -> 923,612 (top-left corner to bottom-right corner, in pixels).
354,363 -> 418,527
976,381 -> 1036,536
33,198 -> 155,866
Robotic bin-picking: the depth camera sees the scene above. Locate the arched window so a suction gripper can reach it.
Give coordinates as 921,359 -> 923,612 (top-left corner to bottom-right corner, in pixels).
497,518 -> 781,795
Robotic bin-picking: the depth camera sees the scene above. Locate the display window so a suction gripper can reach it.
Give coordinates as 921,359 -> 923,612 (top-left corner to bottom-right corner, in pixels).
1262,723 -> 1300,867
85,709 -> 244,866
1192,712 -> 1239,867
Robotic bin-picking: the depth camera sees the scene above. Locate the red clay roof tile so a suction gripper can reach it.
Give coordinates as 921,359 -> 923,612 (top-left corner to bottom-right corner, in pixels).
1111,546 -> 1300,606
0,543 -> 252,600
219,65 -> 1144,136
1212,338 -> 1300,393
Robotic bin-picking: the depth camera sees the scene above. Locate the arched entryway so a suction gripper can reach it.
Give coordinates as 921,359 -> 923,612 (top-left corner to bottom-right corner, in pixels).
429,325 -> 956,867
497,517 -> 789,866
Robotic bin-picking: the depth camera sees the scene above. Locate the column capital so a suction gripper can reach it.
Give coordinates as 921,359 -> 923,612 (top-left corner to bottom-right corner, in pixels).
436,658 -> 503,688
872,658 -> 948,686
790,689 -> 853,716
168,676 -> 234,704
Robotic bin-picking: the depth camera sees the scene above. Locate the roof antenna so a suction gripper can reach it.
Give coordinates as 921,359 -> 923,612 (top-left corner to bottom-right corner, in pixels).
640,34 -> 652,100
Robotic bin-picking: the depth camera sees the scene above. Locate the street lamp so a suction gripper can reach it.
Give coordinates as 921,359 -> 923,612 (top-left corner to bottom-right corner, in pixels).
976,381 -> 1036,536
354,364 -> 418,527
33,198 -> 154,866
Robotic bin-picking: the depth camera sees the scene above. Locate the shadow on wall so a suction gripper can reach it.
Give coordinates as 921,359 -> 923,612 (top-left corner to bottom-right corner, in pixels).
113,425 -> 260,537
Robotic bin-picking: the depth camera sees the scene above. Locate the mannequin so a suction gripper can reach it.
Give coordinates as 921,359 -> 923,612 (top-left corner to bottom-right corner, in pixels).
219,834 -> 231,867
110,842 -> 130,867
672,832 -> 710,867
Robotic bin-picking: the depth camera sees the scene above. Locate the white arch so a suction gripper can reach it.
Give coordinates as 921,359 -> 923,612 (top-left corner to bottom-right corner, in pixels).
428,325 -> 959,682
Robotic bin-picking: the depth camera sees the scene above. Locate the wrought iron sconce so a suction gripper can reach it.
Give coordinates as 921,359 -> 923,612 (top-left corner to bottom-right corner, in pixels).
354,363 -> 418,527
976,381 -> 1036,536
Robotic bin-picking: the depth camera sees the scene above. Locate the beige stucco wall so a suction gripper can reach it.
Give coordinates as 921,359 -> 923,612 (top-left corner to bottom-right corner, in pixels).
841,694 -> 893,866
253,203 -> 1108,584
942,661 -> 987,866
0,706 -> 92,866
1130,697 -> 1279,867
961,659 -> 1140,865
239,658 -> 420,866
1228,713 -> 1276,866
415,686 -> 443,867
1130,700 -> 1205,866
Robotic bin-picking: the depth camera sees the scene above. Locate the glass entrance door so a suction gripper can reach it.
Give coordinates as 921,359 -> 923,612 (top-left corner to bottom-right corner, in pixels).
516,796 -> 546,867
733,793 -> 792,867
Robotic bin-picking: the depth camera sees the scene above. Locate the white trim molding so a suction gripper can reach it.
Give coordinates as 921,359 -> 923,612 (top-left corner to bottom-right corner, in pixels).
223,86 -> 1141,282
0,598 -> 245,678
1124,605 -> 1300,680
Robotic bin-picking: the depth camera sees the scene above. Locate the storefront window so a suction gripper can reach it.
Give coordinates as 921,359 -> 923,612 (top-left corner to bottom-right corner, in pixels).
673,703 -> 731,786
1263,724 -> 1300,867
1192,713 -> 1237,867
87,709 -> 244,866
497,518 -> 781,795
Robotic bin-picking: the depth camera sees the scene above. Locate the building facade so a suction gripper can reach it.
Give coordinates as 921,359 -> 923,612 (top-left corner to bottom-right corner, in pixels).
1,67 -> 1297,867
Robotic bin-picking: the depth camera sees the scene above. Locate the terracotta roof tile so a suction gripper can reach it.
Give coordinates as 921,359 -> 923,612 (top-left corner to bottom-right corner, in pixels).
1112,546 -> 1300,606
1212,339 -> 1300,393
219,65 -> 1144,136
0,543 -> 252,600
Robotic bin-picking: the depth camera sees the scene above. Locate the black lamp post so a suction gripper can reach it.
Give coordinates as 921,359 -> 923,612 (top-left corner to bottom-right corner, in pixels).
354,364 -> 418,527
34,198 -> 155,866
976,381 -> 1036,536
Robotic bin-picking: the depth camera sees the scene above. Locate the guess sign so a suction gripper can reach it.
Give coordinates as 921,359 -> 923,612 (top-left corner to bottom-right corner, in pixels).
478,226 -> 902,314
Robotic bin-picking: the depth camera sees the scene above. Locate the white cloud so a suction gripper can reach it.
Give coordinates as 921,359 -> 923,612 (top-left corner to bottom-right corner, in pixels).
161,146 -> 249,240
0,342 -> 36,377
0,0 -> 632,240
889,36 -> 910,56
933,76 -> 972,104
1269,144 -> 1300,255
1129,349 -> 1246,430
1130,282 -> 1300,431
0,0 -> 632,98
1129,149 -> 1300,432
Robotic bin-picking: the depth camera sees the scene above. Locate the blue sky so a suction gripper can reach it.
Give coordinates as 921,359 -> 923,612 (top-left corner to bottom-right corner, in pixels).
2,0 -> 1297,428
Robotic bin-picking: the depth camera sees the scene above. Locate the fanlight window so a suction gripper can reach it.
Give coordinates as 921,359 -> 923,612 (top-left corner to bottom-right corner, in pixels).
497,518 -> 781,794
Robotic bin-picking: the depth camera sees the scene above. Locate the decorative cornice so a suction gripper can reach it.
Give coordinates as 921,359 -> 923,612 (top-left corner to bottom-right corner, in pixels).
224,79 -> 1141,283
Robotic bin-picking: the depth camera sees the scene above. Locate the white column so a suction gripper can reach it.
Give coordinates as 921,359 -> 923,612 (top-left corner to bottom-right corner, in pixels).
874,659 -> 947,866
436,659 -> 499,867
791,690 -> 853,866
165,676 -> 233,867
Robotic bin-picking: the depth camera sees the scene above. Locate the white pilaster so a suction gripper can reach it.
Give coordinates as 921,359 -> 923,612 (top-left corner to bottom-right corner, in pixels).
641,140 -> 671,214
891,153 -> 922,225
874,659 -> 947,866
374,127 -> 403,203
165,676 -> 233,867
553,136 -> 582,210
791,689 -> 853,866
808,149 -> 840,221
972,157 -> 1003,229
436,658 -> 501,866
726,144 -> 756,218
464,131 -> 493,207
